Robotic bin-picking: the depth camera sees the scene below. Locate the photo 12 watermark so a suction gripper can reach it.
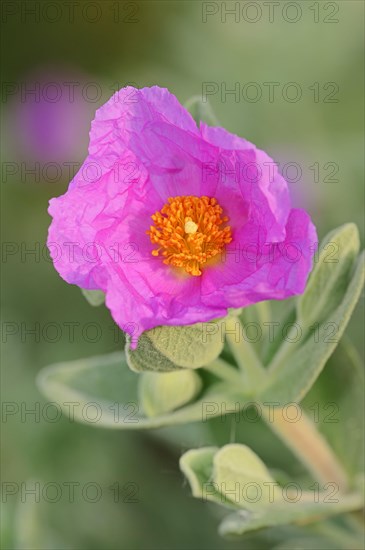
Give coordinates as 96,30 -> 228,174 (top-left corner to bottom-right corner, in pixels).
201,2 -> 340,25
201,81 -> 339,104
1,1 -> 140,24
1,480 -> 140,503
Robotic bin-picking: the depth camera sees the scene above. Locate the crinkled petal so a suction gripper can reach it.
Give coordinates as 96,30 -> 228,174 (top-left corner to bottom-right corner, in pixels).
201,209 -> 317,307
47,86 -> 317,343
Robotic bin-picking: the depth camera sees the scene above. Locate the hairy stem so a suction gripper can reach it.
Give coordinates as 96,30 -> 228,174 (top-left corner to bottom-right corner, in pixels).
224,315 -> 266,392
204,357 -> 243,385
220,317 -> 350,492
267,324 -> 301,373
262,406 -> 349,492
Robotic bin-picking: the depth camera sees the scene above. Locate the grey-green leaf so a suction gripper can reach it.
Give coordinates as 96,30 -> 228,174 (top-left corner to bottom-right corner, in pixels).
126,322 -> 224,373
37,351 -> 247,429
138,370 -> 202,417
261,251 -> 365,404
297,224 -> 360,327
218,493 -> 364,537
80,288 -> 105,307
179,447 -> 222,504
180,444 -> 364,536
213,444 -> 282,509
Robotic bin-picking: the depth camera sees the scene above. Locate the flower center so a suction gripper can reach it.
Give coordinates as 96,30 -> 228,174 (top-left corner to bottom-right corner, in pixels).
147,195 -> 232,276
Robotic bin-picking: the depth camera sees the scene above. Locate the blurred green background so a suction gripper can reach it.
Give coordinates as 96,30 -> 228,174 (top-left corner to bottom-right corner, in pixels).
1,1 -> 364,548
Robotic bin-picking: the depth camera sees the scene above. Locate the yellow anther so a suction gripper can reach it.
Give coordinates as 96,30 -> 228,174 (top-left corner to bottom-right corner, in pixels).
147,196 -> 232,276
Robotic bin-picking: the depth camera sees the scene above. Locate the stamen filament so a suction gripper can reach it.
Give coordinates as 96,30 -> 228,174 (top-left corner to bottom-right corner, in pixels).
147,196 -> 232,276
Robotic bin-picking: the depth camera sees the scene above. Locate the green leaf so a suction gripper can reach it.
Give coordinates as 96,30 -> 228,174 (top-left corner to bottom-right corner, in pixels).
126,322 -> 224,373
261,251 -> 365,404
138,370 -> 202,417
37,351 -> 247,429
179,447 -> 221,503
297,224 -> 360,327
80,288 -> 105,306
184,95 -> 220,126
213,444 -> 282,509
180,445 -> 364,537
218,493 -> 364,537
302,338 -> 365,483
261,304 -> 296,366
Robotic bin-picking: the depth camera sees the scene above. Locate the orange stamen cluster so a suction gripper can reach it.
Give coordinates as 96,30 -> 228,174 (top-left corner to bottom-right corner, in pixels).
147,195 -> 232,276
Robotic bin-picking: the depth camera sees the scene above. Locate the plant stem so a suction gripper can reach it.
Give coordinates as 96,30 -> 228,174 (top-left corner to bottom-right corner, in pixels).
224,316 -> 266,392
204,357 -> 243,386
267,324 -> 301,373
261,406 -> 349,492
215,317 -> 350,492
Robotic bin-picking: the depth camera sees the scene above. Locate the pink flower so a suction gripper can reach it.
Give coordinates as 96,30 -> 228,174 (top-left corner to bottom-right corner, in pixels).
47,86 -> 317,344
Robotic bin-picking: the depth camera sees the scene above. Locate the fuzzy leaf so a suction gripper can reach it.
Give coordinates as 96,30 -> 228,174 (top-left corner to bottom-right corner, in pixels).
297,223 -> 360,327
180,445 -> 363,537
37,352 -> 247,429
80,288 -> 105,307
261,251 -> 364,404
218,492 -> 363,537
213,444 -> 282,509
179,447 -> 222,503
126,322 -> 224,373
138,370 -> 202,417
